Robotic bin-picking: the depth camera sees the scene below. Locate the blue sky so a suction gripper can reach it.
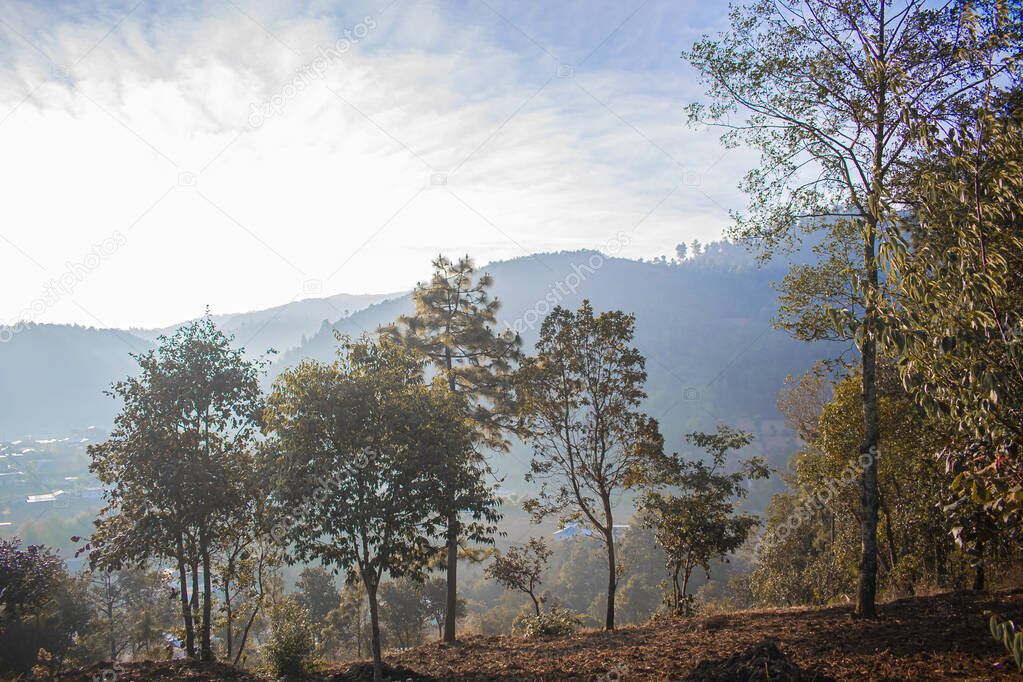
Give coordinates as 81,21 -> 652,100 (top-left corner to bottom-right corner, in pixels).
0,0 -> 754,328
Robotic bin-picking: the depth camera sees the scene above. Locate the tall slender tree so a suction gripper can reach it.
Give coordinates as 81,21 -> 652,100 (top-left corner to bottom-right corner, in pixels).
86,317 -> 266,657
381,255 -> 520,642
516,301 -> 665,630
685,0 -> 1018,617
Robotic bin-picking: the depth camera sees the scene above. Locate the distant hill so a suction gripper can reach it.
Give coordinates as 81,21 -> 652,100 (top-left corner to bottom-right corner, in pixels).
0,324 -> 149,439
0,250 -> 843,498
134,291 -> 403,355
278,249 -> 843,504
0,291 -> 398,439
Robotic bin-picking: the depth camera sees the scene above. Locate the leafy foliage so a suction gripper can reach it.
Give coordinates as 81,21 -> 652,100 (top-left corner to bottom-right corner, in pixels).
0,539 -> 93,676
889,97 -> 1023,535
263,597 -> 316,678
512,606 -> 583,639
382,254 -> 521,449
295,567 -> 341,625
639,426 -> 766,614
485,538 -> 552,616
989,614 -> 1023,672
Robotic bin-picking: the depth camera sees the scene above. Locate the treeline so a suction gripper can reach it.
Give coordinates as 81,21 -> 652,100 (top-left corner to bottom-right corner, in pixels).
3,255 -> 768,681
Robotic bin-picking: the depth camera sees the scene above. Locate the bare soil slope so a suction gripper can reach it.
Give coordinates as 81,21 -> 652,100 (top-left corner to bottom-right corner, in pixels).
61,590 -> 1023,681
382,590 -> 1023,681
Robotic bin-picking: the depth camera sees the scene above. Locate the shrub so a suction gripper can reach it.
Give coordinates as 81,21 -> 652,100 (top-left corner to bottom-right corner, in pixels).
263,597 -> 316,677
513,606 -> 582,638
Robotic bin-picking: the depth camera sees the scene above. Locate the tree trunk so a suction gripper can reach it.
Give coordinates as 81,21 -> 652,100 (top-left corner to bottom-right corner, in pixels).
191,560 -> 200,631
973,539 -> 986,591
444,512 -> 459,642
604,526 -> 617,630
856,226 -> 881,619
224,570 -> 234,660
176,534 -> 196,657
442,348 -> 460,644
200,542 -> 214,660
529,591 -> 541,617
233,604 -> 260,666
681,553 -> 694,607
672,564 -> 682,611
857,3 -> 887,618
356,604 -> 363,658
367,581 -> 383,682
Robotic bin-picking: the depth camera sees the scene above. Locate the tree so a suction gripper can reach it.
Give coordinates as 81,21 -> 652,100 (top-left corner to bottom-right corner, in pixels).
484,538 -> 552,616
0,539 -> 93,676
318,582 -> 369,661
86,569 -> 131,662
295,567 -> 341,625
117,568 -> 176,660
85,316 -> 267,657
382,254 -> 520,643
263,597 -> 315,678
264,335 -> 498,682
639,427 -> 767,614
685,0 -> 1018,617
378,578 -> 431,647
891,94 -> 1023,540
517,301 -> 665,630
213,463 -> 282,665
420,577 -> 464,641
754,365 -> 974,605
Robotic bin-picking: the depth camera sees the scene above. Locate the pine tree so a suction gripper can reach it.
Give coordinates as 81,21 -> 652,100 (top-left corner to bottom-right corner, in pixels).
381,255 -> 520,642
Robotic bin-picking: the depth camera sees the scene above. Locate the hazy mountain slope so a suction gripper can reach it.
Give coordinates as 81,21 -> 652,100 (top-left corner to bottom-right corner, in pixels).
0,292 -> 398,439
0,252 -> 841,481
0,324 -> 150,439
136,291 -> 403,354
277,251 -> 842,502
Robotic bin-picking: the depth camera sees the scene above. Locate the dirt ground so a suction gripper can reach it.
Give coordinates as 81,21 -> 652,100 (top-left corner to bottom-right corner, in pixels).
61,589 -> 1023,681
380,589 -> 1023,681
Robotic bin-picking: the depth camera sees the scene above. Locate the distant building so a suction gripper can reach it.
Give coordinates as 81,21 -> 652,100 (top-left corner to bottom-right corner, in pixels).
26,489 -> 65,503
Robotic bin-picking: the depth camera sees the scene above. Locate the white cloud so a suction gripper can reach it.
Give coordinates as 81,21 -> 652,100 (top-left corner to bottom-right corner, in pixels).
0,0 -> 754,328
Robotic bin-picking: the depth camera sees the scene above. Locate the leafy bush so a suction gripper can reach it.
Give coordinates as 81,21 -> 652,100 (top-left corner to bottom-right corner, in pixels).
0,539 -> 93,677
513,606 -> 582,638
263,597 -> 316,677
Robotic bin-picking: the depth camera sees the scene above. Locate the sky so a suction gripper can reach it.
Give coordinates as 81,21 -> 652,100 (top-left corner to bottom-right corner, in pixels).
0,0 -> 755,329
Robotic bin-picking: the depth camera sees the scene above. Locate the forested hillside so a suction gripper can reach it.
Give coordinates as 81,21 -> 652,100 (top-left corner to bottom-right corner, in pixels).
1,249 -> 834,479
281,248 -> 837,494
